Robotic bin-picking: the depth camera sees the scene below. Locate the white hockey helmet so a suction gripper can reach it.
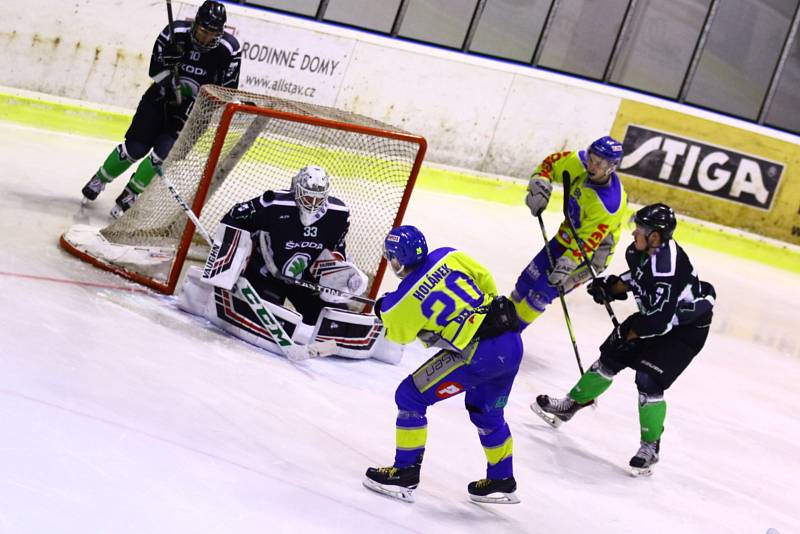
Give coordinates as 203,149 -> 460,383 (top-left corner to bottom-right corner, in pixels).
292,165 -> 331,225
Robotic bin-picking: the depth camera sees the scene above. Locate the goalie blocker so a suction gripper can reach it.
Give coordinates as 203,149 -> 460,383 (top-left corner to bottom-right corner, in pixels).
178,266 -> 402,363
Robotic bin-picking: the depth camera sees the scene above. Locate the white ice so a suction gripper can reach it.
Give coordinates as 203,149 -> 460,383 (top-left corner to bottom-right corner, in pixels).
1,122 -> 798,534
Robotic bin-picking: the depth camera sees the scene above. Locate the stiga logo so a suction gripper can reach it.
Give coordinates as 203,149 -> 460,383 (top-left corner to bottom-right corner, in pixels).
620,125 -> 784,210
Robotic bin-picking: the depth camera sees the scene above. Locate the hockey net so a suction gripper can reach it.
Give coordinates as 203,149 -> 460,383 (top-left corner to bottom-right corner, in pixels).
61,85 -> 427,300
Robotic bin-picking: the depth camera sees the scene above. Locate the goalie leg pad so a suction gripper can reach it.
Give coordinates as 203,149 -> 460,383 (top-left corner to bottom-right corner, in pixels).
311,307 -> 384,359
210,284 -> 304,354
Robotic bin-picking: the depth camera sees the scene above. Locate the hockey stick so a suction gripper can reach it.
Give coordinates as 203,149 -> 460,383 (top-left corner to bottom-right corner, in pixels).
562,171 -> 620,328
539,214 -> 584,375
165,0 -> 182,106
157,166 -> 336,361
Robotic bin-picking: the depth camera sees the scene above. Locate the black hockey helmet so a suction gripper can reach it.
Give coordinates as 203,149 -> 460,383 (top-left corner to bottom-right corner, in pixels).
192,1 -> 226,51
633,203 -> 676,240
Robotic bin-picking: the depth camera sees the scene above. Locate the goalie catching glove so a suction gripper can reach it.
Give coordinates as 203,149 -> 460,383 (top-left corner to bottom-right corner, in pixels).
309,249 -> 368,303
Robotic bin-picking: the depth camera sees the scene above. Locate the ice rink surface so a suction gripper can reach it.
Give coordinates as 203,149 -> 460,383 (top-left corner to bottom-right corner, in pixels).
1,122 -> 799,534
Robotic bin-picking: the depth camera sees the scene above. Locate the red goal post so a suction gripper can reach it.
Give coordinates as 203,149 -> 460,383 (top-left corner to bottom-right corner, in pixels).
60,85 -> 427,301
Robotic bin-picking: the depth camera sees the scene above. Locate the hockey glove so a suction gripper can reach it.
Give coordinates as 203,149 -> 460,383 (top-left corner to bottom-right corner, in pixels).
547,254 -> 577,288
587,275 -> 628,304
600,320 -> 637,355
525,176 -> 552,216
590,233 -> 615,273
162,42 -> 184,67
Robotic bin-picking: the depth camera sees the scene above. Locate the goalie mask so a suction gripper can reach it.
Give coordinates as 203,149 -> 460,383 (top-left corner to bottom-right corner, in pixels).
293,166 -> 331,226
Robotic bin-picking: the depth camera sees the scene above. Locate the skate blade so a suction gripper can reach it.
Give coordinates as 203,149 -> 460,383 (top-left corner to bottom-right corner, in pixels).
530,402 -> 562,428
80,197 -> 91,207
469,491 -> 520,505
629,466 -> 654,477
362,477 -> 416,503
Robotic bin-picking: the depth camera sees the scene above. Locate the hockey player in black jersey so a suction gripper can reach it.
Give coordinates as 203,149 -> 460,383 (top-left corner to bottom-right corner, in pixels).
81,0 -> 241,218
532,203 -> 715,476
203,165 -> 367,325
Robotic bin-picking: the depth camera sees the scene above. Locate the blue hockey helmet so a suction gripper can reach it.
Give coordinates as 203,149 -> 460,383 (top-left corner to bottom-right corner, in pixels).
588,136 -> 624,165
384,225 -> 428,269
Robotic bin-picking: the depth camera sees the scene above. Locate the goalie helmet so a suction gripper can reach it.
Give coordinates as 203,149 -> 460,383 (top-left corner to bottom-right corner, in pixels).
292,165 -> 331,226
192,1 -> 226,52
633,203 -> 676,240
384,225 -> 428,272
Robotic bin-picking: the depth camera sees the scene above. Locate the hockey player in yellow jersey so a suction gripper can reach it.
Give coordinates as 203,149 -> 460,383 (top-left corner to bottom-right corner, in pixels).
511,136 -> 628,329
363,226 -> 523,504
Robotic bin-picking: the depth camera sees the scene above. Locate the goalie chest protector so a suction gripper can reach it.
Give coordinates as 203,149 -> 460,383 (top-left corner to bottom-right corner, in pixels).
222,190 -> 351,278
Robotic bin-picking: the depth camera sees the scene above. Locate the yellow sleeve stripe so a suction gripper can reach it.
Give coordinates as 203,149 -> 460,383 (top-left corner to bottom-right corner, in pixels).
483,436 -> 514,466
396,426 -> 428,450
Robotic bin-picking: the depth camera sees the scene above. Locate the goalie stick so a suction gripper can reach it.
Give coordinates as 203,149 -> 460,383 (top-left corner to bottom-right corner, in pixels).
157,167 -> 336,361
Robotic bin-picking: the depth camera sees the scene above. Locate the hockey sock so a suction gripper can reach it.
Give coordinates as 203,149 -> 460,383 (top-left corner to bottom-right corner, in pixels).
638,400 -> 666,442
568,371 -> 612,405
127,154 -> 159,193
96,145 -> 134,183
394,410 -> 427,468
479,424 -> 513,480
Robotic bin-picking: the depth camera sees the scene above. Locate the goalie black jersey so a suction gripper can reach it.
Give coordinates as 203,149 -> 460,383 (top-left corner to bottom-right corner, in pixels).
147,20 -> 241,99
221,190 -> 350,281
620,240 -> 715,339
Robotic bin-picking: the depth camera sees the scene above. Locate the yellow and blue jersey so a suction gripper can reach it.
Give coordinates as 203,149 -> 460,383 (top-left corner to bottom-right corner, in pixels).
378,247 -> 497,352
533,150 -> 627,265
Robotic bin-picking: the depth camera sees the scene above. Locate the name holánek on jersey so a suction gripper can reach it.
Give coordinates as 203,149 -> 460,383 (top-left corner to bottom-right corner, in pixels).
412,263 -> 454,301
619,125 -> 784,210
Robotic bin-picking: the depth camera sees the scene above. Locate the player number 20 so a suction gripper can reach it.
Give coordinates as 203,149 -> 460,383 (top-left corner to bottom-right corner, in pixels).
421,271 -> 483,327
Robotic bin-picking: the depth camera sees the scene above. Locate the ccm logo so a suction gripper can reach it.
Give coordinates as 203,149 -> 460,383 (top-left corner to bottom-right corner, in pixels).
435,381 -> 464,399
620,125 -> 783,210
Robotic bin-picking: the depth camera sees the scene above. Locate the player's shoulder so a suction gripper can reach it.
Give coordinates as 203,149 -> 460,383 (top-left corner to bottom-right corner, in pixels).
173,20 -> 193,35
156,21 -> 191,42
219,32 -> 242,56
326,195 -> 349,213
650,240 -> 679,278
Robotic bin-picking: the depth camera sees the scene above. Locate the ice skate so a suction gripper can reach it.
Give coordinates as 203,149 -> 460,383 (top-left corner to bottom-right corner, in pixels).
629,439 -> 660,477
530,394 -> 590,428
467,477 -> 519,504
363,464 -> 420,503
110,186 -> 139,218
81,174 -> 106,205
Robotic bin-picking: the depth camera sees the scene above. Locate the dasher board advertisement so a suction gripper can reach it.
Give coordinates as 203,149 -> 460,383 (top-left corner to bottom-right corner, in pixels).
620,124 -> 784,210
